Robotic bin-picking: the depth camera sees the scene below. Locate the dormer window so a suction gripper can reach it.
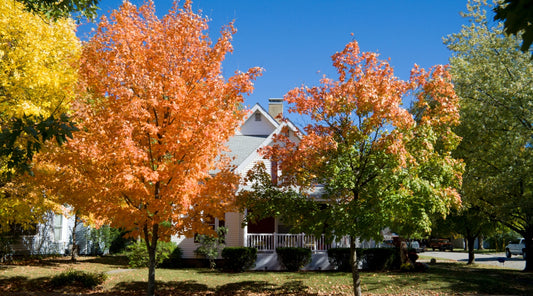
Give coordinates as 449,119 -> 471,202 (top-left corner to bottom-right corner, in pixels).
254,112 -> 261,121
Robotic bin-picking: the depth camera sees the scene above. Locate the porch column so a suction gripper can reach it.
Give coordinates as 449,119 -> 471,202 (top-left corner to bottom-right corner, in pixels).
243,210 -> 248,247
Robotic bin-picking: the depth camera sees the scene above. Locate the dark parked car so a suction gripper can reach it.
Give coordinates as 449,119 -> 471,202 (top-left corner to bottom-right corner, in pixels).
428,239 -> 453,251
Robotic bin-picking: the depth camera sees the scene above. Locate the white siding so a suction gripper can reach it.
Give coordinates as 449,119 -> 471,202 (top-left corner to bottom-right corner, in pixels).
224,212 -> 243,248
174,235 -> 197,259
240,112 -> 276,136
173,212 -> 243,259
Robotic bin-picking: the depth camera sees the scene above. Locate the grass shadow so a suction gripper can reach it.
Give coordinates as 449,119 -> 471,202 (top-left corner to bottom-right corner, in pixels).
82,255 -> 129,267
435,263 -> 533,295
110,280 -> 211,295
0,275 -> 52,292
2,257 -> 65,267
386,263 -> 533,295
216,280 -> 317,295
110,279 -> 317,296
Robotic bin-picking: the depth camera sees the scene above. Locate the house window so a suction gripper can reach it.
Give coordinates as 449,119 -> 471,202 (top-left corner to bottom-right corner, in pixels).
53,214 -> 63,241
254,112 -> 261,121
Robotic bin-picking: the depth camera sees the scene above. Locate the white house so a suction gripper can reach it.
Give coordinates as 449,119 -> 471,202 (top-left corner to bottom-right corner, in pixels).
172,99 -> 360,270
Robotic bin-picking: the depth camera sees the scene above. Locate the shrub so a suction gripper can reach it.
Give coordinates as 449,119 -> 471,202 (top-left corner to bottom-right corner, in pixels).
50,269 -> 107,289
327,248 -> 351,272
0,235 -> 13,262
194,227 -> 227,270
109,229 -> 134,254
159,245 -> 183,268
327,248 -> 401,272
221,247 -> 257,272
407,249 -> 419,263
126,240 -> 179,268
360,248 -> 401,271
276,247 -> 312,271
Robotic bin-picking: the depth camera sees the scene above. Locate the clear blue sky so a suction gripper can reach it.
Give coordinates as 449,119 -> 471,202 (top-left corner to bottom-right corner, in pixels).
78,0 -> 471,120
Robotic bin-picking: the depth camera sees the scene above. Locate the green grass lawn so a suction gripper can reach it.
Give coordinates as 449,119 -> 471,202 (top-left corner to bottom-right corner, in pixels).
0,256 -> 531,295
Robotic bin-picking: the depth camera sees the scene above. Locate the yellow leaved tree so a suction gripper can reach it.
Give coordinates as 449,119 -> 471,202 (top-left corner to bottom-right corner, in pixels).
0,0 -> 80,231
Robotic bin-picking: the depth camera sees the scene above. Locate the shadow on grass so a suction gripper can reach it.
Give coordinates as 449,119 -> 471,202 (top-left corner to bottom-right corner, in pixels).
111,280 -> 210,293
433,263 -> 533,295
2,257 -> 64,267
82,255 -> 129,267
108,279 -> 317,296
216,280 -> 317,295
362,263 -> 533,295
0,275 -> 51,292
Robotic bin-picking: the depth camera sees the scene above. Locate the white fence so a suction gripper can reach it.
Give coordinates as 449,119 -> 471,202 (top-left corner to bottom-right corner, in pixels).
246,233 -> 350,252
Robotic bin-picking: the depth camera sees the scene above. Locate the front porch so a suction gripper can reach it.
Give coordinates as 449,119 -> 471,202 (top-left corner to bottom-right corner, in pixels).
243,233 -> 390,270
245,233 -> 351,253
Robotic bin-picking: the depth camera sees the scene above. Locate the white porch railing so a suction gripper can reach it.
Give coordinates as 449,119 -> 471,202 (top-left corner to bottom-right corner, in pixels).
246,233 -> 350,252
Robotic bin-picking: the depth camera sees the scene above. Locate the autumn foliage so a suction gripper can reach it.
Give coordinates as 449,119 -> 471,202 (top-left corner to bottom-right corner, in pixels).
260,40 -> 462,296
0,0 -> 80,231
35,1 -> 260,295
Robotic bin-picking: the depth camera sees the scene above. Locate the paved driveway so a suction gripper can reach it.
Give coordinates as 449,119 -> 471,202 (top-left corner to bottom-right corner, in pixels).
422,251 -> 525,270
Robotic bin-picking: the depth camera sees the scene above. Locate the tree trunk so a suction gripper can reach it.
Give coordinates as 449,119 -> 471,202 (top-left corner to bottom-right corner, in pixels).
350,236 -> 362,296
144,223 -> 159,296
467,236 -> 476,265
478,234 -> 484,250
71,212 -> 79,262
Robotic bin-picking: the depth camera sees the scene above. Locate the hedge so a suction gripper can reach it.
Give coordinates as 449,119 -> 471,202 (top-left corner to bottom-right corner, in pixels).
221,247 -> 257,272
276,247 -> 312,271
327,247 -> 401,271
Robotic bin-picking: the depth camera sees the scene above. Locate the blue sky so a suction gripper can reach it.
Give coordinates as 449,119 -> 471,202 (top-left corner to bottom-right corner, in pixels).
78,0 -> 471,120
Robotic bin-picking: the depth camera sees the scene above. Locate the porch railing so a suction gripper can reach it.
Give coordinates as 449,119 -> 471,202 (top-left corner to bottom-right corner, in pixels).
246,233 -> 350,252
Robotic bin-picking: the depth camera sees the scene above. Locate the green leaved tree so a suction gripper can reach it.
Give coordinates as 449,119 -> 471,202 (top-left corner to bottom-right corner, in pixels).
243,40 -> 463,296
16,0 -> 99,20
445,0 -> 533,271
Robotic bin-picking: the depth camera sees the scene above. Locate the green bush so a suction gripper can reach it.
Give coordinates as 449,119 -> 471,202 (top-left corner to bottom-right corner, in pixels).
50,269 -> 107,289
327,248 -> 401,272
0,235 -> 13,262
194,227 -> 227,270
126,240 -> 180,268
360,248 -> 400,271
221,247 -> 257,272
276,247 -> 312,271
327,248 -> 351,272
159,245 -> 183,268
109,229 -> 134,254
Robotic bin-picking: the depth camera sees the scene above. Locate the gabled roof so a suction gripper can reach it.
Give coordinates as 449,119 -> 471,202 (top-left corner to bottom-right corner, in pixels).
225,103 -> 301,173
241,103 -> 280,131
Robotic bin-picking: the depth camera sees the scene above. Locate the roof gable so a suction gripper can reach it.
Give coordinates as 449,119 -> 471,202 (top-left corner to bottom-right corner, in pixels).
226,103 -> 302,173
238,104 -> 279,136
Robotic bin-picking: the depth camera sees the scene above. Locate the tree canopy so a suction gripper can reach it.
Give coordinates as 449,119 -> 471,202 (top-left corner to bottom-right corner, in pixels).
16,0 -> 99,20
445,0 -> 533,271
494,0 -> 533,56
35,1 -> 261,295
243,40 -> 463,296
0,0 -> 80,231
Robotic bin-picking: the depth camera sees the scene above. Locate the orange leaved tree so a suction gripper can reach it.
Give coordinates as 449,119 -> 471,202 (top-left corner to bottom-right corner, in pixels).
259,41 -> 463,296
37,1 -> 260,295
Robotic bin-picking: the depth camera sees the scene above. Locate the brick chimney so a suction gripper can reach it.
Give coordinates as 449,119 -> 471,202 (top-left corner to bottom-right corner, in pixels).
268,98 -> 283,122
